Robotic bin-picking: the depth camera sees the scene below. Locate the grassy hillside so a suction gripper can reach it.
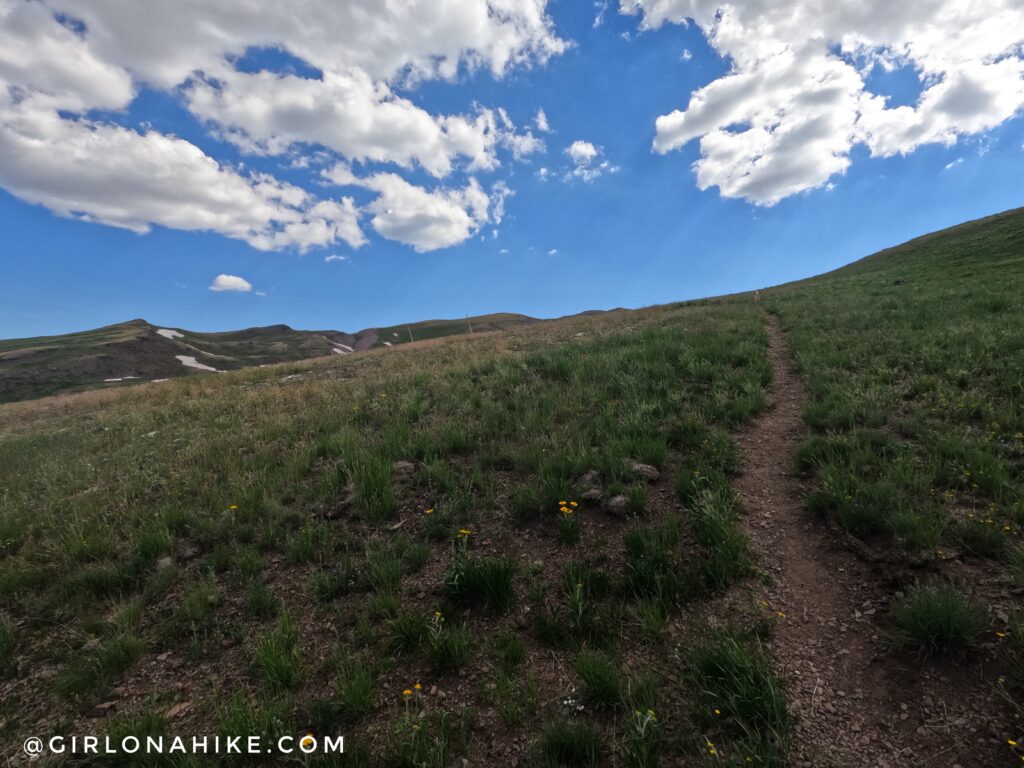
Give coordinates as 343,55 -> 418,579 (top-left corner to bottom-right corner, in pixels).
0,299 -> 781,766
769,208 -> 1024,560
0,209 -> 1022,766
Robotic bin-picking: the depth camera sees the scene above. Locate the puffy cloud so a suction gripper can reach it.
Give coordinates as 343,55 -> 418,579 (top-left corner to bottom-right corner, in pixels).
45,0 -> 567,88
565,140 -> 618,181
567,140 -> 600,165
0,0 -> 565,252
209,274 -> 253,292
0,0 -> 132,112
187,67 -> 505,177
44,0 -> 565,179
359,174 -> 500,252
623,0 -> 1024,205
0,99 -> 366,251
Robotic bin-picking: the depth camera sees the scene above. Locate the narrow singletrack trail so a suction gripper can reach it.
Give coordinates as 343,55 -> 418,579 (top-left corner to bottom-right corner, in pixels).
733,314 -> 1005,768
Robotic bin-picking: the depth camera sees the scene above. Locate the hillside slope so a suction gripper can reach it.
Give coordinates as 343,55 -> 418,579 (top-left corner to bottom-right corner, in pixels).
0,313 -> 539,403
0,209 -> 1021,766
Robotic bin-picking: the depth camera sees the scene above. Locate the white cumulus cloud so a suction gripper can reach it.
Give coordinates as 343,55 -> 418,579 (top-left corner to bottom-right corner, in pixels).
622,0 -> 1024,205
209,274 -> 254,292
0,0 -> 566,253
565,140 -> 618,181
359,174 -> 504,253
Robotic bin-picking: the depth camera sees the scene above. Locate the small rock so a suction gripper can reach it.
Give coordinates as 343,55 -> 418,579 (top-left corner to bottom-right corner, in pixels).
392,460 -> 416,477
166,702 -> 192,719
629,462 -> 660,482
156,556 -> 174,571
575,470 -> 601,491
581,488 -> 602,503
603,495 -> 630,518
91,701 -> 118,718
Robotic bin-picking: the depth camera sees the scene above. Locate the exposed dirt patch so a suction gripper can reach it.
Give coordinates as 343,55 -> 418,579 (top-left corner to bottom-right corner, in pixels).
735,314 -> 1009,768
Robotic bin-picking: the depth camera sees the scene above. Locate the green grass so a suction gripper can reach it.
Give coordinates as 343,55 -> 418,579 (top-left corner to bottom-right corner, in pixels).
0,616 -> 15,677
691,486 -> 750,591
1009,546 -> 1024,588
889,583 -> 989,657
770,209 -> 1024,564
252,613 -> 303,692
389,610 -> 429,655
689,634 -> 791,767
247,581 -> 280,619
5,208 -> 1024,764
491,629 -> 526,674
0,262 -> 781,763
335,658 -> 376,721
445,555 -> 516,614
55,632 -> 146,703
575,649 -> 622,708
427,617 -> 473,673
530,721 -> 604,768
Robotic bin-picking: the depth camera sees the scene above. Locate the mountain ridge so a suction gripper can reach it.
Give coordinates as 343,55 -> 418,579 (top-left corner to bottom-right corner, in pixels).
0,312 -> 541,403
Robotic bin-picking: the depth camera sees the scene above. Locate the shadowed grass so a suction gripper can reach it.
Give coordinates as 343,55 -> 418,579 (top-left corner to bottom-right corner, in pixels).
889,583 -> 989,657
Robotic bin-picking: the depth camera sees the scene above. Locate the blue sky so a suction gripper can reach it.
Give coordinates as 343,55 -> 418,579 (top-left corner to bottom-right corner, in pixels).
2,0 -> 1023,338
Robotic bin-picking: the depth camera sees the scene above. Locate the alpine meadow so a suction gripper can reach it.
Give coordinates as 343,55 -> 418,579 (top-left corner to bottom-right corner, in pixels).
3,2 -> 1024,767
1,209 -> 1023,766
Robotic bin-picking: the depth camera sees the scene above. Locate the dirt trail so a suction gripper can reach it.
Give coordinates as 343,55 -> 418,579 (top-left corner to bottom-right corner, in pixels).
734,314 -> 1004,768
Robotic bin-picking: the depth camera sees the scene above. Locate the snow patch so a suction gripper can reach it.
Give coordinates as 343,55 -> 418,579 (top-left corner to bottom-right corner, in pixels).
157,329 -> 183,339
175,355 -> 221,372
322,335 -> 354,354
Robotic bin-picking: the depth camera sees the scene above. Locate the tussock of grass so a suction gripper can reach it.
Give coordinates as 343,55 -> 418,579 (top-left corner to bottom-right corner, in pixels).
335,658 -> 376,721
692,486 -> 750,591
889,583 -> 989,657
624,520 -> 685,604
531,721 -> 604,768
246,581 -> 280,619
252,613 -> 303,692
575,649 -> 622,708
351,457 -> 397,523
388,610 -> 428,655
445,556 -> 516,614
491,630 -> 526,674
689,634 -> 790,766
427,616 -> 472,673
